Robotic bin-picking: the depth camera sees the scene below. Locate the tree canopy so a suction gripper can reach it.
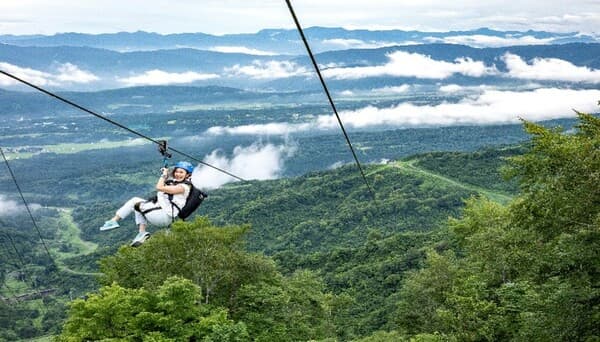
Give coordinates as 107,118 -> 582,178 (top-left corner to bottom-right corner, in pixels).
58,218 -> 335,341
395,113 -> 600,340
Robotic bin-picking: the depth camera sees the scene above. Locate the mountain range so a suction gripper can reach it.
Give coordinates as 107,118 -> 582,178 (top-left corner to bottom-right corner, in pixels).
1,27 -> 598,53
1,40 -> 599,91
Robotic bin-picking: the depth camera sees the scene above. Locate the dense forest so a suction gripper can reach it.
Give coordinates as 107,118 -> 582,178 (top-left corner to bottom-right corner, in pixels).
0,113 -> 598,340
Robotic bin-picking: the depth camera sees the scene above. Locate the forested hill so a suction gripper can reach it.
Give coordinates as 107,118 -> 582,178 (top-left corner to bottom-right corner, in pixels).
201,146 -> 519,255
3,114 -> 599,340
1,137 -> 519,339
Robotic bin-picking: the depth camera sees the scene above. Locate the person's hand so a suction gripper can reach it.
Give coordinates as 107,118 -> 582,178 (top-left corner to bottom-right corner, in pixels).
160,167 -> 169,178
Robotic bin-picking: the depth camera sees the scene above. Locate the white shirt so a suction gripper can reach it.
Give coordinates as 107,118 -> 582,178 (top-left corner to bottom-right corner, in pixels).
157,182 -> 191,217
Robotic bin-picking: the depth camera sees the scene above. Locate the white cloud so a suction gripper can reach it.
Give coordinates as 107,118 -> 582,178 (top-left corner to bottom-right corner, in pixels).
439,84 -> 464,93
208,46 -> 278,56
323,51 -> 498,79
340,90 -> 354,96
0,62 -> 55,86
206,122 -> 313,136
371,84 -> 411,94
503,53 -> 600,83
204,88 -> 600,135
118,69 -> 218,86
325,88 -> 600,128
425,34 -> 555,47
321,38 -> 399,49
55,63 -> 99,83
0,62 -> 99,86
0,194 -> 41,217
225,60 -> 309,79
191,142 -> 296,190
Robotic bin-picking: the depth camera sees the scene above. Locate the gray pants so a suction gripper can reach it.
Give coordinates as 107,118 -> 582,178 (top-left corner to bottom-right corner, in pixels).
116,197 -> 173,227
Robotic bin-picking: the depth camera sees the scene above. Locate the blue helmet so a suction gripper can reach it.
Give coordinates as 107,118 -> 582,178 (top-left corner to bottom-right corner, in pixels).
174,161 -> 194,174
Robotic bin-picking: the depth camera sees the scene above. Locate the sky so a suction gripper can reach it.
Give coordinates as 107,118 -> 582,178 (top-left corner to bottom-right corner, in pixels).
1,0 -> 599,35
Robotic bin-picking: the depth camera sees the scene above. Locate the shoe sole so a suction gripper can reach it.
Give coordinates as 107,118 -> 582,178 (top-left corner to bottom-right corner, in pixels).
99,225 -> 120,231
130,234 -> 150,247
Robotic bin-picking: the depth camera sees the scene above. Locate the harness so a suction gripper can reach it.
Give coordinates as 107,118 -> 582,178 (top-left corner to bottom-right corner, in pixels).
133,139 -> 206,222
133,179 -> 189,219
134,139 -> 177,221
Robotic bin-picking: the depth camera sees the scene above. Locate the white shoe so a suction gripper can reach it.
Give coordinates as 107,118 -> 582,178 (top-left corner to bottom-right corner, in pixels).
130,232 -> 150,247
100,220 -> 120,231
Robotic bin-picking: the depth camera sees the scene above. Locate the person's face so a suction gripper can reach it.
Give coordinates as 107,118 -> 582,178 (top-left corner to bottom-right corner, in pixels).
173,168 -> 188,181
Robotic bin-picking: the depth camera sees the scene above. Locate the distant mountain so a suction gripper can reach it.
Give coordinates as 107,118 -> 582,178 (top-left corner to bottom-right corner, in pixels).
2,41 -> 599,91
0,43 -> 289,73
309,42 -> 600,70
1,27 -> 597,54
0,85 -> 268,116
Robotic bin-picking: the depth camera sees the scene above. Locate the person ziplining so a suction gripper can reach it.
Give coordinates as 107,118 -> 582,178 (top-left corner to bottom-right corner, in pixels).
100,141 -> 207,246
99,161 -> 193,246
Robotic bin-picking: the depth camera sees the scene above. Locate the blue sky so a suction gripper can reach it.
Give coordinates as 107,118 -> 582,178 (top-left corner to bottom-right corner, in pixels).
1,0 -> 599,35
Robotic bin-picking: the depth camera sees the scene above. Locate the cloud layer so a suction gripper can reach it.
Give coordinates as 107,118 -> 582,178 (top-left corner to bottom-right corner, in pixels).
371,84 -> 411,94
204,88 -> 600,136
323,51 -> 498,79
0,62 -> 98,86
225,61 -> 309,79
117,69 -> 218,86
191,142 -> 296,189
208,46 -> 278,56
425,34 -> 555,47
321,38 -> 401,49
503,53 -> 600,83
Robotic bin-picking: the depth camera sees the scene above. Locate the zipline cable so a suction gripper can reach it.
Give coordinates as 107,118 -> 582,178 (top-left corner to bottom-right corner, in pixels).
0,232 -> 25,267
0,232 -> 52,320
0,70 -> 246,182
284,0 -> 376,200
0,147 -> 56,266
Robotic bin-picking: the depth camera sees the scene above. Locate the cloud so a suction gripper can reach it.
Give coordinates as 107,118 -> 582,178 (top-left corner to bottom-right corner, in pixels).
323,51 -> 498,79
0,194 -> 41,217
54,63 -> 99,83
321,38 -> 399,49
225,60 -> 310,79
439,84 -> 464,93
0,62 -> 55,86
118,69 -> 218,86
425,34 -> 555,47
0,61 -> 99,86
371,84 -> 411,94
191,142 -> 296,190
208,46 -> 278,56
324,88 -> 600,127
206,122 -> 313,136
204,88 -> 600,135
503,53 -> 600,83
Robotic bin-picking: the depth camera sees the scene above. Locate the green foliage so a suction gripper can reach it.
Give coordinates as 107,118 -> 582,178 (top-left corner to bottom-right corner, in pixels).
56,276 -> 248,341
353,330 -> 408,341
93,217 -> 334,341
3,114 -> 569,340
235,270 -> 333,341
395,113 -> 600,340
206,162 -> 475,255
276,230 -> 437,339
99,217 -> 278,307
412,146 -> 522,194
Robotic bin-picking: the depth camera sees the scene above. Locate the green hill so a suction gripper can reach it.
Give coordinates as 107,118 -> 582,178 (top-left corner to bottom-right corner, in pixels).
1,144 -> 520,340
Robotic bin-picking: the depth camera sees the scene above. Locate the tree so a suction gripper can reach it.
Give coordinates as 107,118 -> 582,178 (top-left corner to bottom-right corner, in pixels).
56,276 -> 248,341
93,217 -> 334,341
99,217 -> 279,308
395,113 -> 600,340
